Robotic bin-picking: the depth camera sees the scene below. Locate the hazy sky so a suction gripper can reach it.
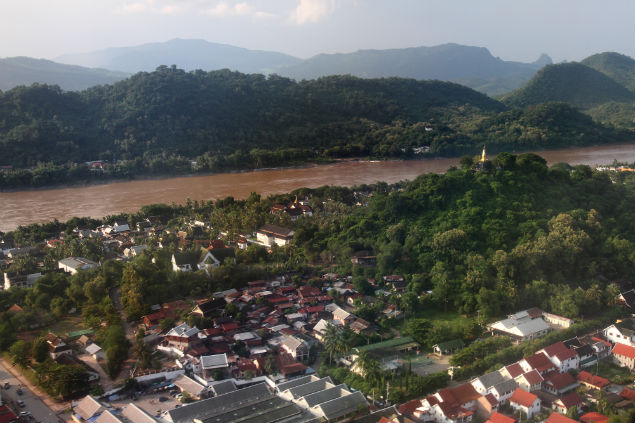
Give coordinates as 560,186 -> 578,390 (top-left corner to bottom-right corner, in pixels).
1,0 -> 633,63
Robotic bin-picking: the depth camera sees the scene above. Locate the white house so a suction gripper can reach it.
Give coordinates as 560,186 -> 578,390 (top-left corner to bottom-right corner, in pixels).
85,343 -> 105,361
603,324 -> 635,347
509,388 -> 541,419
256,224 -> 295,247
537,342 -> 579,373
58,257 -> 100,275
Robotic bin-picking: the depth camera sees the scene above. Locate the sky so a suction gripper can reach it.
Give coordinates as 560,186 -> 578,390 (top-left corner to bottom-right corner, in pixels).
1,0 -> 633,63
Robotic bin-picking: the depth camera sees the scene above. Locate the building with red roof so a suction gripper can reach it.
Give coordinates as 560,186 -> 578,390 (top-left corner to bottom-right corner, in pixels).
539,342 -> 570,357
297,286 -> 322,298
514,369 -> 543,393
552,392 -> 583,415
520,352 -> 557,375
544,411 -> 580,423
576,371 -> 609,390
611,342 -> 635,370
501,363 -> 524,379
486,412 -> 517,423
543,371 -> 579,395
509,388 -> 541,418
580,412 -> 609,423
220,322 -> 239,333
619,387 -> 635,401
416,383 -> 482,423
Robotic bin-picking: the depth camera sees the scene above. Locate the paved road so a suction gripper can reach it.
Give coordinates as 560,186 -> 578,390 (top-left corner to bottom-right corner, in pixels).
0,360 -> 65,423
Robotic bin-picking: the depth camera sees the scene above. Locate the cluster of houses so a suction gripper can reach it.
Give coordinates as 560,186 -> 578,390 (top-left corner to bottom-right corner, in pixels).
398,333 -> 634,423
1,214 -> 302,290
138,277 -> 377,384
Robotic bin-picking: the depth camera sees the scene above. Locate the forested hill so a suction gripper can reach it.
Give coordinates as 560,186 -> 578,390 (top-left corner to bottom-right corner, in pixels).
0,68 -> 631,188
581,52 -> 635,92
501,62 -> 634,109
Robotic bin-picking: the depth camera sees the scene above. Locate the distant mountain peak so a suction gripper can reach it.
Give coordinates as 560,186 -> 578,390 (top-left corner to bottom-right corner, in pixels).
533,53 -> 552,67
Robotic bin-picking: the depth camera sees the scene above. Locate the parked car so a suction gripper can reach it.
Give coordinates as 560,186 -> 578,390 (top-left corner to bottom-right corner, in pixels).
17,388 -> 23,395
17,400 -> 25,407
158,396 -> 168,402
19,411 -> 32,417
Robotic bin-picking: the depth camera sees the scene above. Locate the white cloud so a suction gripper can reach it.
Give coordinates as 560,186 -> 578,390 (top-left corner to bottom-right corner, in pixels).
115,0 -> 190,15
288,0 -> 334,25
204,1 -> 276,19
117,1 -> 150,14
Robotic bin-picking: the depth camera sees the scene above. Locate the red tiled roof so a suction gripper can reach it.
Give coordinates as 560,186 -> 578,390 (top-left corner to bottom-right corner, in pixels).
298,286 -> 322,297
450,383 -> 482,404
526,307 -> 543,319
591,337 -> 611,347
510,388 -> 538,408
398,399 -> 422,416
305,306 -> 324,313
210,343 -> 231,354
524,352 -> 556,372
505,363 -> 524,378
577,371 -> 609,388
268,296 -> 291,304
580,412 -> 609,423
221,322 -> 239,332
542,342 -> 570,357
545,412 -> 580,423
483,393 -> 499,407
280,362 -> 307,375
522,370 -> 544,385
544,372 -> 577,390
436,388 -> 458,405
557,392 -> 583,409
619,387 -> 635,401
612,342 -> 635,359
554,349 -> 578,362
486,412 -> 517,423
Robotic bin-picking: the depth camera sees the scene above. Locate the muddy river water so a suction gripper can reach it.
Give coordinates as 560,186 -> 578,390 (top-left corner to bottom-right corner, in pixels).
0,143 -> 633,231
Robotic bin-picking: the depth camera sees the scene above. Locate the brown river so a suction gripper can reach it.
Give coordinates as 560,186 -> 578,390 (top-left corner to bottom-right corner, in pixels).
1,143 -> 633,232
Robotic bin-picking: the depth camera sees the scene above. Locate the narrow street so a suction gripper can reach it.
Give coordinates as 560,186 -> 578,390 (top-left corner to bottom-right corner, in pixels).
0,358 -> 67,423
109,286 -> 139,382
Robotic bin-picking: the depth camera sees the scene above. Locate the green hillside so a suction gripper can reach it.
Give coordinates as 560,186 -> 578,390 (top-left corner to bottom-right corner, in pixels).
501,62 -> 634,109
581,52 -> 635,92
0,68 -> 631,188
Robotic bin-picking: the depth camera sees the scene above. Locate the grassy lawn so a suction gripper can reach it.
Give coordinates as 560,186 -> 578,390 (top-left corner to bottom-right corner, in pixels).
394,308 -> 477,343
595,360 -> 633,383
47,316 -> 84,336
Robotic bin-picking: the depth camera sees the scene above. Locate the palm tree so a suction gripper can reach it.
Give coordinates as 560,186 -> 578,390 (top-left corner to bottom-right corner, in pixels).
354,351 -> 381,384
322,323 -> 349,365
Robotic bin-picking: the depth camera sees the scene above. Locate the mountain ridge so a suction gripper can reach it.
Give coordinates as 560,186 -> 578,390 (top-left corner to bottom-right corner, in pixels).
0,56 -> 129,91
55,38 -> 301,74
